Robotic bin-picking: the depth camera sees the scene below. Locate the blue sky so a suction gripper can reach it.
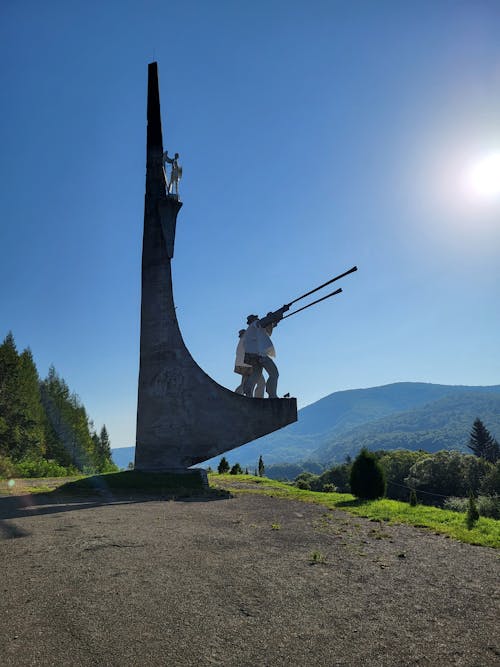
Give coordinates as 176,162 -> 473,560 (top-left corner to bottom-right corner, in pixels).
1,1 -> 499,448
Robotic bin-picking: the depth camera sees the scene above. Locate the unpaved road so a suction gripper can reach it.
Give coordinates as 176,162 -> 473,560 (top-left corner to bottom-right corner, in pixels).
1,486 -> 499,666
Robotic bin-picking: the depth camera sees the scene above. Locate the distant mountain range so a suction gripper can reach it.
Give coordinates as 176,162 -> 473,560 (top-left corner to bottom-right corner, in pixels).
112,382 -> 500,470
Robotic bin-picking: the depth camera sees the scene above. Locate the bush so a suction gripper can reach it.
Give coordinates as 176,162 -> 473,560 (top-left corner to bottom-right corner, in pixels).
409,489 -> 418,506
443,496 -> 468,513
350,448 -> 386,500
230,463 -> 242,475
477,495 -> 500,519
15,457 -> 75,478
0,454 -> 17,479
322,483 -> 337,493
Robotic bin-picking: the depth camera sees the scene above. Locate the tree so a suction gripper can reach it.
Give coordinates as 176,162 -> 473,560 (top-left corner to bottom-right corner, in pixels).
230,463 -> 242,475
349,448 -> 386,500
466,491 -> 479,529
258,455 -> 265,477
218,456 -> 230,474
468,418 -> 500,463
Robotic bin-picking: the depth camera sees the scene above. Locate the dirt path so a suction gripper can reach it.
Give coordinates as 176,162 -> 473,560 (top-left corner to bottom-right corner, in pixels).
1,485 -> 498,666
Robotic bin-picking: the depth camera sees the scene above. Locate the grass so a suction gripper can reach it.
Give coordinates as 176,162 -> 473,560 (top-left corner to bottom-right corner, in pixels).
211,474 -> 500,549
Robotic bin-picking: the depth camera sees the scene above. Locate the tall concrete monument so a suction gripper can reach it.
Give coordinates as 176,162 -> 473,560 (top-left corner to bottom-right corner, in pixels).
135,63 -> 297,472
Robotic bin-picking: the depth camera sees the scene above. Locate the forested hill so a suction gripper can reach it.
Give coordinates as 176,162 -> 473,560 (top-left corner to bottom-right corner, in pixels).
0,332 -> 116,477
313,390 -> 500,464
201,382 -> 500,469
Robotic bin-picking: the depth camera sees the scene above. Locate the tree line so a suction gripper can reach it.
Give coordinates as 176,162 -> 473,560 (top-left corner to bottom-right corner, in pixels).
293,418 -> 500,518
0,332 -> 117,478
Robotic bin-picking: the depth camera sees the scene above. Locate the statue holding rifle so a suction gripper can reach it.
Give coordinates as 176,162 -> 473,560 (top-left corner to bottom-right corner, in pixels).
163,150 -> 182,197
237,266 -> 358,398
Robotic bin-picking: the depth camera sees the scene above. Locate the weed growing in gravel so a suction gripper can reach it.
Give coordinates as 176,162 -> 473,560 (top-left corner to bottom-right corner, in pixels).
310,550 -> 326,563
271,523 -> 281,530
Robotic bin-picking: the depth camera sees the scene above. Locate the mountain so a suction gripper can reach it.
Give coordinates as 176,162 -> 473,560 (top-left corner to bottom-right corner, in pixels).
113,383 -> 500,470
314,390 -> 500,464
111,446 -> 135,469
202,382 -> 500,469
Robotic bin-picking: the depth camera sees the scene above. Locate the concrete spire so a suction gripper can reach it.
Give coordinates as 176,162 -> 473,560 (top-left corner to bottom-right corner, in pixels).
135,62 -> 297,472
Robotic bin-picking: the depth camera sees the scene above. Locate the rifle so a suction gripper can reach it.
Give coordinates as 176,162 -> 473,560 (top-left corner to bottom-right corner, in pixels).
258,266 -> 357,327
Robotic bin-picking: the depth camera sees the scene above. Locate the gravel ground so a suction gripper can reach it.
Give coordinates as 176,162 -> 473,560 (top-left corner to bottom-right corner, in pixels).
0,484 -> 499,667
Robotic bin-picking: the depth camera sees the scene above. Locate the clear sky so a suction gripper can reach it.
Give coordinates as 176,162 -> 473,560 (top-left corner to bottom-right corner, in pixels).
1,1 -> 499,448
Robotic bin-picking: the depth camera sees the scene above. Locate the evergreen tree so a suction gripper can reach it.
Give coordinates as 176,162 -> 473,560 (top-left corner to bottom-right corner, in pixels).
0,332 -> 23,458
466,491 -> 479,529
18,348 -> 46,458
350,448 -> 386,499
93,424 -> 113,471
230,462 -> 242,475
258,455 -> 265,477
218,456 -> 230,474
468,418 -> 500,463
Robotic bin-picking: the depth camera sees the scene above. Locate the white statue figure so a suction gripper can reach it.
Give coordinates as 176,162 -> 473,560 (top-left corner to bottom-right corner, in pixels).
163,151 -> 182,196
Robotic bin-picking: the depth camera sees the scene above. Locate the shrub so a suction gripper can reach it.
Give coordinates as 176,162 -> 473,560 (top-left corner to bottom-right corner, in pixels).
443,496 -> 468,513
296,479 -> 311,490
350,448 -> 386,500
477,495 -> 500,519
230,463 -> 242,475
15,457 -> 75,478
409,489 -> 418,506
466,492 -> 480,529
0,454 -> 17,479
322,483 -> 337,493
217,457 -> 230,474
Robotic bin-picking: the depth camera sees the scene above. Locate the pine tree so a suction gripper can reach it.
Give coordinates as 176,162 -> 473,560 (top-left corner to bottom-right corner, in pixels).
218,456 -> 230,474
258,455 -> 265,477
350,448 -> 386,499
466,491 -> 479,529
17,348 -> 46,458
468,418 -> 500,463
93,425 -> 113,471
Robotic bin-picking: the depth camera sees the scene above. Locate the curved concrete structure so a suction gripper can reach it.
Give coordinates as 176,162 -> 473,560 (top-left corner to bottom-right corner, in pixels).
135,63 -> 297,471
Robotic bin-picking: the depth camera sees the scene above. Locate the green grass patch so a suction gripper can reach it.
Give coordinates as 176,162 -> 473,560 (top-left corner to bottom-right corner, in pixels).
211,474 -> 500,549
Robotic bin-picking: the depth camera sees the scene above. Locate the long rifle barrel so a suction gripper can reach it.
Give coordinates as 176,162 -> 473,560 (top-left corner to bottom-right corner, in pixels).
283,287 -> 342,320
287,265 -> 357,307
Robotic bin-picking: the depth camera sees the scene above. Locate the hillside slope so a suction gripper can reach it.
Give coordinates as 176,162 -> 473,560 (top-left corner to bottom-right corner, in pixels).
314,390 -> 500,464
203,382 -> 500,468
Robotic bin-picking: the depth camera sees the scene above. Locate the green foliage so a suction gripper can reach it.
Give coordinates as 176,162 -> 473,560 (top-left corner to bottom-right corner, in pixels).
444,495 -> 500,520
480,460 -> 500,495
0,332 -> 116,477
466,492 -> 480,529
0,454 -> 17,478
468,417 -> 500,463
378,449 -> 429,500
310,550 -> 326,563
322,483 -> 336,493
230,462 -> 243,475
15,457 -> 76,478
405,450 -> 494,501
258,455 -> 265,477
409,489 -> 418,506
316,462 -> 352,493
218,456 -> 230,474
350,448 -> 386,500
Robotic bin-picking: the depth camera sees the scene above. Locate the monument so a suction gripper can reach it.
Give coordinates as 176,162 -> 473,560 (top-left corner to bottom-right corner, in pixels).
134,63 -> 297,473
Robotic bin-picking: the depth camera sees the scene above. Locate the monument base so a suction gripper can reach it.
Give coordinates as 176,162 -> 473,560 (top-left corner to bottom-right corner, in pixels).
133,466 -> 208,488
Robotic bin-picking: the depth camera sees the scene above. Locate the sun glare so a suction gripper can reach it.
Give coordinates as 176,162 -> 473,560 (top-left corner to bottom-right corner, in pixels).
463,152 -> 500,201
